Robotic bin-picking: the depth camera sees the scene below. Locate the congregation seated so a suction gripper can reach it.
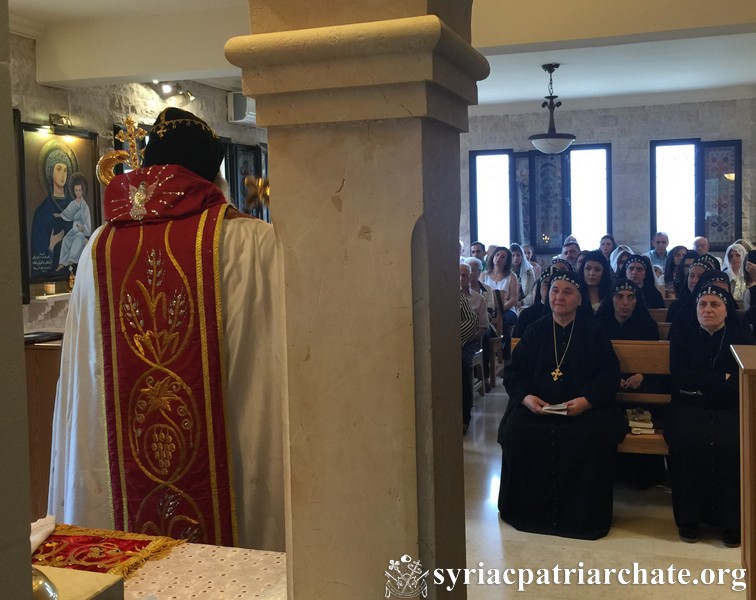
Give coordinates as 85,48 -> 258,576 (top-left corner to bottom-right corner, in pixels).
498,271 -> 624,540
624,254 -> 665,308
667,284 -> 755,546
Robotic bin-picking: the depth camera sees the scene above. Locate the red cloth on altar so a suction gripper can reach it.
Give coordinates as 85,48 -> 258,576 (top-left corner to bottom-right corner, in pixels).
93,164 -> 236,545
32,523 -> 183,579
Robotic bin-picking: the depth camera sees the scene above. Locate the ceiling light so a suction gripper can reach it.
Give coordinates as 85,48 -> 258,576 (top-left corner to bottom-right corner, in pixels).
528,63 -> 576,155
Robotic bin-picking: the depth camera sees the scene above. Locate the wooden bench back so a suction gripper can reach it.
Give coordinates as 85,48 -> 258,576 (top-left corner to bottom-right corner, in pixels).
511,338 -> 669,374
648,308 -> 667,323
511,338 -> 671,403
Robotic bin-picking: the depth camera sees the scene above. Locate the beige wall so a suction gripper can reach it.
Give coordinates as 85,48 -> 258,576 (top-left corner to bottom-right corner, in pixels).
472,0 -> 756,49
460,97 -> 756,254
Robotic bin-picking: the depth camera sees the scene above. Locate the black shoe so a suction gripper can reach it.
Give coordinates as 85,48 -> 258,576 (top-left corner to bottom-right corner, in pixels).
678,525 -> 699,543
722,530 -> 741,548
463,423 -> 470,435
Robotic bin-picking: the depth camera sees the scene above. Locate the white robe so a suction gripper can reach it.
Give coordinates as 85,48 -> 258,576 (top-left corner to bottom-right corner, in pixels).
48,215 -> 286,551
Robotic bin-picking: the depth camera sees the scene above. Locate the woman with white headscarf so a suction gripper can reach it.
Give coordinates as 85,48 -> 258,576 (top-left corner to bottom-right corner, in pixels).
510,243 -> 536,308
722,242 -> 747,301
609,244 -> 634,280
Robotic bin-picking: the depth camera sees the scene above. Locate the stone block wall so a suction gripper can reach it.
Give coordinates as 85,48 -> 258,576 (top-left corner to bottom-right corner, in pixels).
9,33 -> 267,162
461,98 -> 755,258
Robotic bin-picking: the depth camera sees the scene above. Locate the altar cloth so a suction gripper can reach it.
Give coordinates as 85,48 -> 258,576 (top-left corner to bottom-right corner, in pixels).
32,524 -> 183,579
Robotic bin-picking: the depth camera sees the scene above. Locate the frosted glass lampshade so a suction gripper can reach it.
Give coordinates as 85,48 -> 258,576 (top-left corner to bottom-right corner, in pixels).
528,133 -> 576,154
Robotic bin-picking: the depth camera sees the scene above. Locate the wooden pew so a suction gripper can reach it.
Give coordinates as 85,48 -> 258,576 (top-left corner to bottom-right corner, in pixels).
648,308 -> 668,323
510,338 -> 671,455
613,340 -> 670,455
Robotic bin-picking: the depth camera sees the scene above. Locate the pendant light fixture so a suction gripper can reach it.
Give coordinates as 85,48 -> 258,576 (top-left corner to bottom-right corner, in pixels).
528,63 -> 576,154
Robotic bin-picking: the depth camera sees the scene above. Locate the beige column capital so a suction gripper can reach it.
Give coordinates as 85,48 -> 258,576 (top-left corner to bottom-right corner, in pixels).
225,15 -> 489,130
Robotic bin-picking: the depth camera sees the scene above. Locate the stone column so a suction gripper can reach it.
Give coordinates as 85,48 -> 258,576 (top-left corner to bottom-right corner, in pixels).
226,3 -> 488,598
0,1 -> 34,597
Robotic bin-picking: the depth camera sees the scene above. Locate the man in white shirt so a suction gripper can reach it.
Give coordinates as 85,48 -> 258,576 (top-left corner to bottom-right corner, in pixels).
644,231 -> 669,269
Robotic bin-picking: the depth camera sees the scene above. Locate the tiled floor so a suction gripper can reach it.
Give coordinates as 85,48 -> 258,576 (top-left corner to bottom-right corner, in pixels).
463,385 -> 745,599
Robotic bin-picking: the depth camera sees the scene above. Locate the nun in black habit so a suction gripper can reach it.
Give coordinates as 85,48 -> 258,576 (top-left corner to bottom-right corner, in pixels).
596,279 -> 666,488
499,271 -> 623,540
666,284 -> 754,547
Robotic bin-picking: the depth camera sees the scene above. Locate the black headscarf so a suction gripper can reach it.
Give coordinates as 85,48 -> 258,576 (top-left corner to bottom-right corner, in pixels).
595,278 -> 652,321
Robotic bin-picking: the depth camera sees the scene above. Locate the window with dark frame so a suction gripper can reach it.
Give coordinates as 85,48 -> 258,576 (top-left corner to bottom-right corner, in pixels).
469,144 -> 612,255
650,139 -> 742,251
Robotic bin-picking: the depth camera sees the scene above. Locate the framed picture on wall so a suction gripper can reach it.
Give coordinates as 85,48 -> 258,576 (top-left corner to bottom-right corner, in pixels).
17,121 -> 101,297
231,143 -> 265,219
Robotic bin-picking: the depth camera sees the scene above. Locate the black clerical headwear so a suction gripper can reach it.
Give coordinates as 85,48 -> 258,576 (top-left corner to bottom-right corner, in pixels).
142,108 -> 224,182
696,284 -> 730,306
610,278 -> 638,296
550,270 -> 582,289
550,258 -> 573,271
691,254 -> 718,272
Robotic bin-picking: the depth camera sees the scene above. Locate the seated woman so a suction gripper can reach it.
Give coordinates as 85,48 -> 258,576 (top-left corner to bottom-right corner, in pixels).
599,234 -> 617,263
667,284 -> 755,546
609,244 -> 633,280
596,279 -> 666,488
575,250 -> 590,274
511,243 -> 537,308
722,242 -> 747,301
550,257 -> 573,272
595,279 -> 659,344
624,254 -> 665,308
668,268 -> 730,338
663,245 -> 688,299
513,266 -> 553,338
578,250 -> 612,313
498,271 -> 622,540
522,244 -> 541,282
481,246 -> 519,332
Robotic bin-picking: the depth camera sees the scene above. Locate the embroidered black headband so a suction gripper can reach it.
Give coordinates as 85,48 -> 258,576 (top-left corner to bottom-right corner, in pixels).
624,255 -> 646,268
691,255 -> 717,271
550,258 -> 573,271
550,271 -> 582,290
696,285 -> 729,306
610,278 -> 637,296
539,265 -> 554,283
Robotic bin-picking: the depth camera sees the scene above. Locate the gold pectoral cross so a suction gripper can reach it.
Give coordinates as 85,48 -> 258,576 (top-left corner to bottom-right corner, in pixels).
551,367 -> 563,381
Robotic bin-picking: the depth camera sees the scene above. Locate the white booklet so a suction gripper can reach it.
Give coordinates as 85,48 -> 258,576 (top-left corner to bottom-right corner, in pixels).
542,402 -> 568,415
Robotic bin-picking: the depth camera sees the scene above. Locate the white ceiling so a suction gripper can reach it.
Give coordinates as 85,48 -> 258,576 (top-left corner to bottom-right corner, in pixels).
7,0 -> 756,113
